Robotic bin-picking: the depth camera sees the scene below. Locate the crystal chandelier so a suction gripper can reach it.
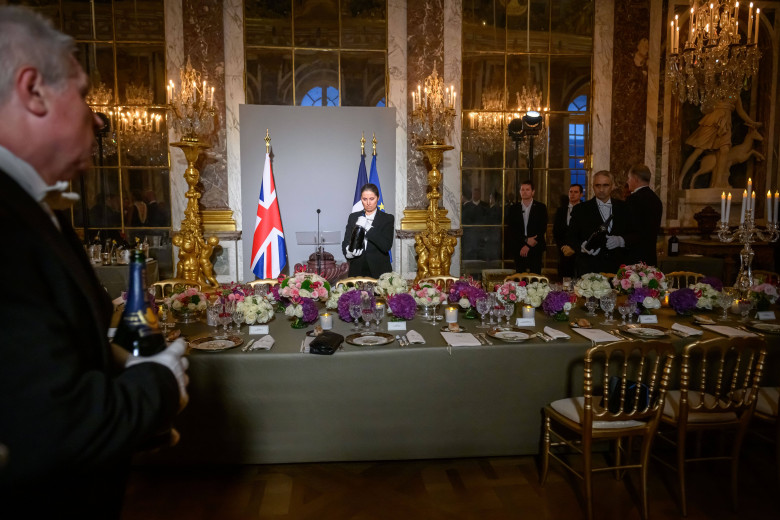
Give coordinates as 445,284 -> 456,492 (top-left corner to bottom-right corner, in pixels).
410,67 -> 456,145
667,1 -> 761,108
465,86 -> 507,154
167,58 -> 216,142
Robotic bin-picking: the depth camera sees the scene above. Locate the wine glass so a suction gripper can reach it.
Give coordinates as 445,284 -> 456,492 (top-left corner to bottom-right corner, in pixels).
600,291 -> 617,324
361,293 -> 374,330
476,297 -> 490,329
158,305 -> 171,335
627,300 -> 638,323
208,302 -> 222,336
220,303 -> 233,336
431,301 -> 441,326
232,308 -> 245,335
487,293 -> 499,325
503,302 -> 515,325
618,302 -> 630,325
349,302 -> 362,331
585,296 -> 599,316
373,304 -> 385,330
718,288 -> 735,321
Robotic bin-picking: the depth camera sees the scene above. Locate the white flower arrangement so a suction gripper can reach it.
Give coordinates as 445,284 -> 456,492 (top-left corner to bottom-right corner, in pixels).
326,284 -> 347,309
375,272 -> 408,297
642,296 -> 662,310
409,281 -> 448,307
284,303 -> 304,318
525,281 -> 551,308
236,295 -> 274,324
690,282 -> 720,310
574,273 -> 612,299
167,287 -> 208,312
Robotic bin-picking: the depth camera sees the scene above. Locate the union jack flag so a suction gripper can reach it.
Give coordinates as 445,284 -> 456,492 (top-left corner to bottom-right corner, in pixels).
251,151 -> 287,279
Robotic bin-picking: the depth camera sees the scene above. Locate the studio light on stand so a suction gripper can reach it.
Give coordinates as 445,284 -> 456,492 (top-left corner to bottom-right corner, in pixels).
507,110 -> 544,202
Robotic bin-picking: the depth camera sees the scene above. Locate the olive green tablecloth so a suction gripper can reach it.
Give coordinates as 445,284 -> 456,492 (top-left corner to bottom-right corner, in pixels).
136,308 -> 780,465
93,259 -> 159,298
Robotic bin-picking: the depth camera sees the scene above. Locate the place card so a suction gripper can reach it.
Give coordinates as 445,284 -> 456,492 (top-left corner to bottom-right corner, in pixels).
638,315 -> 658,324
388,321 -> 407,331
756,311 -> 776,321
515,317 -> 536,327
248,325 -> 270,335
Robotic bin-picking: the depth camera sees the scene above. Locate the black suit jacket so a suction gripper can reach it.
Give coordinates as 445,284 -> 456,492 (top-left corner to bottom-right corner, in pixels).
624,186 -> 663,266
0,170 -> 179,517
507,200 -> 547,272
341,210 -> 394,278
553,203 -> 579,277
565,197 -> 629,275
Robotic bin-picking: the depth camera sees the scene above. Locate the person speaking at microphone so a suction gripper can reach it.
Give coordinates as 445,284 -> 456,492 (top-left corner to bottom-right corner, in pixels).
342,183 -> 394,277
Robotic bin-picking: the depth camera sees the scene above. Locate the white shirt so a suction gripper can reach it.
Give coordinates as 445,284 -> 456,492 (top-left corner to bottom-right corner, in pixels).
521,201 -> 533,235
597,198 -> 612,231
0,145 -> 65,231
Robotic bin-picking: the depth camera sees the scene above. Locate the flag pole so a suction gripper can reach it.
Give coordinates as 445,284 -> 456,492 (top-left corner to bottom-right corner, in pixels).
360,131 -> 366,156
265,128 -> 270,154
372,132 -> 377,156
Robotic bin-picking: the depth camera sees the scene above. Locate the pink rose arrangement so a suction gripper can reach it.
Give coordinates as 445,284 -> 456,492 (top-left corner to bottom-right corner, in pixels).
495,280 -> 528,305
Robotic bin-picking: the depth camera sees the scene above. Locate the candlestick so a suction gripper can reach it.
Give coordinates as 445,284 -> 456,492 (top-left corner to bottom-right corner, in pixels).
726,192 -> 732,223
767,191 -> 772,223
774,191 -> 779,225
755,8 -> 760,44
740,190 -> 747,223
748,3 -> 753,42
721,191 -> 726,222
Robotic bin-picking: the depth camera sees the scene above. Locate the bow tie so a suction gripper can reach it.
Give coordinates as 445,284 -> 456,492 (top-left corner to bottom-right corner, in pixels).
43,181 -> 80,210
597,201 -> 611,207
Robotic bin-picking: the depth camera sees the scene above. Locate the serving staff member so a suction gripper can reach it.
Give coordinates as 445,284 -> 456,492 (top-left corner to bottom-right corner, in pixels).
341,183 -> 394,277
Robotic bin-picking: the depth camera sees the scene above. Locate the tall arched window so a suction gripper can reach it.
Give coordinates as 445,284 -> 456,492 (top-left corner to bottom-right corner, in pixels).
301,86 -> 340,107
568,95 -> 588,191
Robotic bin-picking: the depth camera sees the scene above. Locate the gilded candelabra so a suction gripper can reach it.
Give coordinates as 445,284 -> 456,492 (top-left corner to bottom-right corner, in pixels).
409,67 -> 458,282
167,61 -> 220,288
718,179 -> 779,296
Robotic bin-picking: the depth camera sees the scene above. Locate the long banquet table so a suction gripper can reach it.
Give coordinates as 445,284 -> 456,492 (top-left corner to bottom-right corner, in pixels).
136,307 -> 780,466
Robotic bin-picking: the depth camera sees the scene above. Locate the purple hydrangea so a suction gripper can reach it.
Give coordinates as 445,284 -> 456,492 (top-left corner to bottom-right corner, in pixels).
542,290 -> 572,316
448,280 -> 487,308
387,293 -> 417,320
301,298 -> 320,323
669,288 -> 699,314
336,289 -> 375,322
700,276 -> 724,291
628,287 -> 653,306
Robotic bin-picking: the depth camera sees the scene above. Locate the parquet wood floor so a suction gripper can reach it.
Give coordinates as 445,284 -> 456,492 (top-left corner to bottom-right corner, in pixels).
123,443 -> 777,520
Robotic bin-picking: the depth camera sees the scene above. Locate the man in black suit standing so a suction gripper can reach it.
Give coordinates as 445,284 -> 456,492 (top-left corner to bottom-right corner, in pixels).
508,180 -> 547,274
565,171 -> 629,275
624,163 -> 663,266
0,7 -> 189,518
553,183 -> 583,279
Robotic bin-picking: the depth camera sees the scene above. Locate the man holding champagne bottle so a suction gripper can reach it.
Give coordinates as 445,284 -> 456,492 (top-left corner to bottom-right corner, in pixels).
0,6 -> 189,518
564,170 -> 629,275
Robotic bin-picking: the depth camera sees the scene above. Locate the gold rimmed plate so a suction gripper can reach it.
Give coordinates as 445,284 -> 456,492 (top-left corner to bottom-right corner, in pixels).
747,322 -> 780,334
620,324 -> 670,338
440,324 -> 468,333
570,319 -> 593,329
345,332 -> 395,346
189,335 -> 243,352
487,326 -> 533,343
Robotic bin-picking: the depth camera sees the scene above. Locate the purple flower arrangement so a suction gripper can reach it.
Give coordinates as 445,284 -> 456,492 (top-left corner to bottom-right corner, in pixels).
448,279 -> 487,308
336,289 -> 376,322
669,288 -> 698,315
542,290 -> 574,317
700,276 -> 724,291
387,293 -> 417,320
300,298 -> 320,323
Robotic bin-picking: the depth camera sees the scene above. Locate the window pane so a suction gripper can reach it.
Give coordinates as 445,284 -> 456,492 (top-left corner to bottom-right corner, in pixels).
463,0 -> 506,53
341,51 -> 386,106
294,0 -> 339,47
549,55 -> 590,111
63,0 -> 113,40
506,55 -> 547,110
547,112 -> 567,169
551,0 -> 593,53
123,168 -> 171,227
78,43 -> 116,103
506,0 -> 551,53
294,50 -> 338,106
113,0 -> 164,42
462,53 -> 506,111
341,0 -> 386,50
115,44 -> 166,105
77,168 -> 123,228
245,0 -> 292,47
246,48 -> 293,105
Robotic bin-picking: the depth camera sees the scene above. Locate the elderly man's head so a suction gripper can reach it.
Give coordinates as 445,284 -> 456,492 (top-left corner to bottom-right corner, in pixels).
0,6 -> 102,184
627,163 -> 651,192
592,171 -> 614,203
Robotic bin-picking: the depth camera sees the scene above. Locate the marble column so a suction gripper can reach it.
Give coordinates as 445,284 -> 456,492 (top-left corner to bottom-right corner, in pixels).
592,0 -> 614,175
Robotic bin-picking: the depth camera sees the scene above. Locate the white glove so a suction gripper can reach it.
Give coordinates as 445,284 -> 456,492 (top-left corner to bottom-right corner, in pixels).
581,241 -> 601,256
356,216 -> 368,228
345,247 -> 364,259
125,338 -> 189,411
605,235 -> 625,250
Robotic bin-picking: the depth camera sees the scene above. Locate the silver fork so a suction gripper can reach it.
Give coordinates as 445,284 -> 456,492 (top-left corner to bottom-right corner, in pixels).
479,333 -> 493,345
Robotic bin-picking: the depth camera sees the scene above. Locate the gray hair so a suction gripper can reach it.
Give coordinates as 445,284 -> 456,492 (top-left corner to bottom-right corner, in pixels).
0,6 -> 76,105
628,163 -> 652,183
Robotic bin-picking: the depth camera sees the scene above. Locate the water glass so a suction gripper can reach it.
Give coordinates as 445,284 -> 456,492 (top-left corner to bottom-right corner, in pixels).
627,301 -> 638,322
718,289 -> 735,321
618,303 -> 630,325
476,297 -> 490,329
349,302 -> 362,331
600,291 -> 617,324
232,308 -> 245,334
373,304 -> 385,330
503,302 -> 515,324
736,298 -> 753,322
585,297 -> 599,316
208,303 -> 222,334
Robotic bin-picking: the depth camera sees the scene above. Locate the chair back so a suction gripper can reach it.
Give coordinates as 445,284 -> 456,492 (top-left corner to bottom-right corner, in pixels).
677,336 -> 767,423
599,272 -> 615,280
482,269 -> 513,291
247,278 -> 280,288
665,271 -> 704,289
151,278 -> 201,302
583,340 -> 675,429
752,270 -> 780,285
505,272 -> 549,284
335,276 -> 378,290
418,276 -> 459,291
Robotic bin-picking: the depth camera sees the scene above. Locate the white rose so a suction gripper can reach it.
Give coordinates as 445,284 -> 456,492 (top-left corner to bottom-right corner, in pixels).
529,296 -> 542,307
643,296 -> 661,309
458,297 -> 470,309
284,305 -> 295,317
563,302 -> 572,312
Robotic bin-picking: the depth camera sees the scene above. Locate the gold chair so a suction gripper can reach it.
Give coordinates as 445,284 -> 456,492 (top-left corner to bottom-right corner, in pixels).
600,272 -> 616,280
654,336 -> 767,516
151,278 -> 201,303
481,269 -> 514,291
665,271 -> 704,289
752,270 -> 780,285
418,276 -> 459,291
247,278 -> 280,288
335,276 -> 377,289
540,340 -> 675,520
505,272 -> 549,284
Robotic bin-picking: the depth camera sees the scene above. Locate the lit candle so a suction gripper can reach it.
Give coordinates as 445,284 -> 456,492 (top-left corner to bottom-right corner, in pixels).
754,8 -> 760,44
774,191 -> 779,224
726,192 -> 732,223
411,91 -> 415,111
721,191 -> 726,222
752,191 -> 756,216
748,3 -> 753,42
445,306 -> 458,323
746,177 -> 752,211
166,83 -> 171,104
735,2 -> 739,25
453,91 -> 456,107
320,313 -> 333,330
670,21 -> 674,52
522,305 -> 534,319
767,190 -> 772,223
210,86 -> 214,108
675,26 -> 680,53
740,190 -> 747,223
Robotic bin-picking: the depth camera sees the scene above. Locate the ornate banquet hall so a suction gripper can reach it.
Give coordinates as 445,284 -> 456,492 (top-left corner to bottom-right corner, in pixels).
5,0 -> 780,518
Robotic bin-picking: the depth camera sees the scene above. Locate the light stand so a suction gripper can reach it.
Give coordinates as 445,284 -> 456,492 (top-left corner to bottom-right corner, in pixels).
316,209 -> 322,276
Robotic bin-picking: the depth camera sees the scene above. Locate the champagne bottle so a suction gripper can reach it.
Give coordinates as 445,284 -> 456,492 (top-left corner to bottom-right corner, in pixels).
584,214 -> 612,251
668,232 -> 679,257
349,224 -> 366,251
114,249 -> 166,357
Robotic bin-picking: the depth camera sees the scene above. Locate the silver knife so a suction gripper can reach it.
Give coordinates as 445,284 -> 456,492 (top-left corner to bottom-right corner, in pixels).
479,333 -> 493,345
242,339 -> 256,352
402,334 -> 410,346
395,335 -> 405,347
475,333 -> 486,345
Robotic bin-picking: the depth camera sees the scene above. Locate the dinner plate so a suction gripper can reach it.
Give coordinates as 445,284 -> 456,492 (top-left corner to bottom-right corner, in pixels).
487,326 -> 533,343
440,324 -> 468,333
748,322 -> 780,334
621,324 -> 670,337
189,335 -> 243,352
345,332 -> 395,346
569,320 -> 593,329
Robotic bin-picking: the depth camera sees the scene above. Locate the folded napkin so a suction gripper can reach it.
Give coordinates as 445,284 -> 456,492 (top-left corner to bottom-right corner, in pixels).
671,323 -> 703,336
249,335 -> 274,351
300,336 -> 314,353
406,330 -> 426,344
700,325 -> 757,337
573,328 -> 621,343
440,332 -> 482,346
544,326 -> 570,340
